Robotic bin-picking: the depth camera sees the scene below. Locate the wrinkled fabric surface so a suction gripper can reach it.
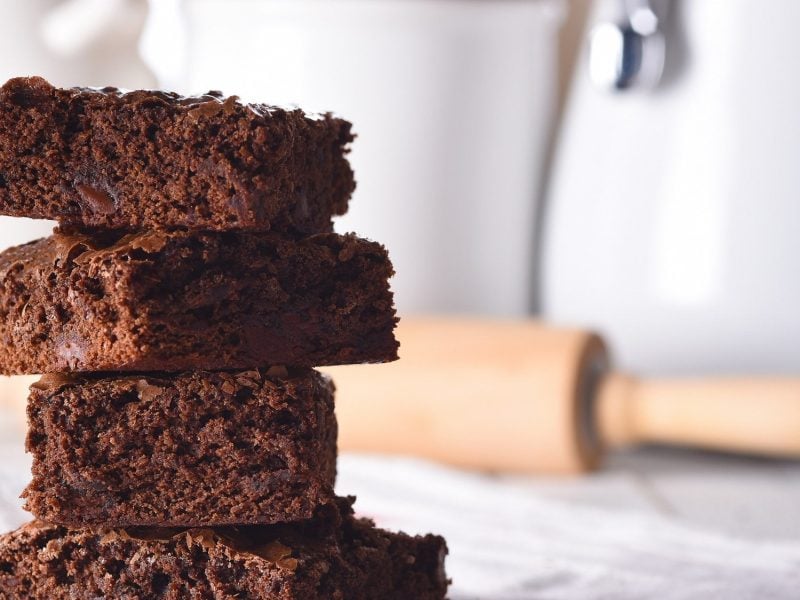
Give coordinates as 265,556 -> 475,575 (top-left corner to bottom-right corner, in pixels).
337,454 -> 800,599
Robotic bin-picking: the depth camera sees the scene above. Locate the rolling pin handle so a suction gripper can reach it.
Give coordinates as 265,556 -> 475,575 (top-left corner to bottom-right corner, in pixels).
597,373 -> 800,457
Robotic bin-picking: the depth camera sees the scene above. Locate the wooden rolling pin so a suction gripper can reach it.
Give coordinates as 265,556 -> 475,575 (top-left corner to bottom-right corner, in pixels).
323,318 -> 800,473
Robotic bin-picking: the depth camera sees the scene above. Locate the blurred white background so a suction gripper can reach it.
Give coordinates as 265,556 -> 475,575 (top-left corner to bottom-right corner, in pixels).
2,2 -> 800,598
543,0 -> 800,376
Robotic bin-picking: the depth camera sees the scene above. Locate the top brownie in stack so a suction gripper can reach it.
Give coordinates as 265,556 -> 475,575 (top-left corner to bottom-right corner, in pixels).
0,76 -> 354,233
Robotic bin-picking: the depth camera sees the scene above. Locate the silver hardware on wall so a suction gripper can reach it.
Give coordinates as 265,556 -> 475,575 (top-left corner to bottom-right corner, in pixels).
589,0 -> 668,91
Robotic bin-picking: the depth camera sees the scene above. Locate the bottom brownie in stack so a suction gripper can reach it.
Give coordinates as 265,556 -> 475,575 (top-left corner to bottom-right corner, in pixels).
0,499 -> 448,599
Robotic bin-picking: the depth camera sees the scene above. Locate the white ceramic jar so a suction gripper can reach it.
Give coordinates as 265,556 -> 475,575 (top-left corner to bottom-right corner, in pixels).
143,0 -> 564,315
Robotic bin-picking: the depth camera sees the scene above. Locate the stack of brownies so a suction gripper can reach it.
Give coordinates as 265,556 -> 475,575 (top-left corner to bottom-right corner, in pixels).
0,77 -> 448,598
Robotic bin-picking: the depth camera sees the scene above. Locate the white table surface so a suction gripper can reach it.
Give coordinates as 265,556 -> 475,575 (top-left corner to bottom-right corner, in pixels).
0,406 -> 798,600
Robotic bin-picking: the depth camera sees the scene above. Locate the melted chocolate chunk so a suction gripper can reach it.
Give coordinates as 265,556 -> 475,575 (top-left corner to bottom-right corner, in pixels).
75,183 -> 116,215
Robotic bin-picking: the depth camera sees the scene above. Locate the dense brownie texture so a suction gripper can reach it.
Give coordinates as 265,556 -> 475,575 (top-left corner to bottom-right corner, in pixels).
0,229 -> 398,374
0,499 -> 448,599
0,76 -> 354,233
24,368 -> 337,527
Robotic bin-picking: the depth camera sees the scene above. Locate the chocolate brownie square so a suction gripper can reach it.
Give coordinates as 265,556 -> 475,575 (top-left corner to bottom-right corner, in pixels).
23,368 -> 336,527
0,499 -> 449,599
0,230 -> 398,374
0,76 -> 354,234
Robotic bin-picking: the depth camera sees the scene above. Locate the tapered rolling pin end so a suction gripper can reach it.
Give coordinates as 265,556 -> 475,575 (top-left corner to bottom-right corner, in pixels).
596,373 -> 640,448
